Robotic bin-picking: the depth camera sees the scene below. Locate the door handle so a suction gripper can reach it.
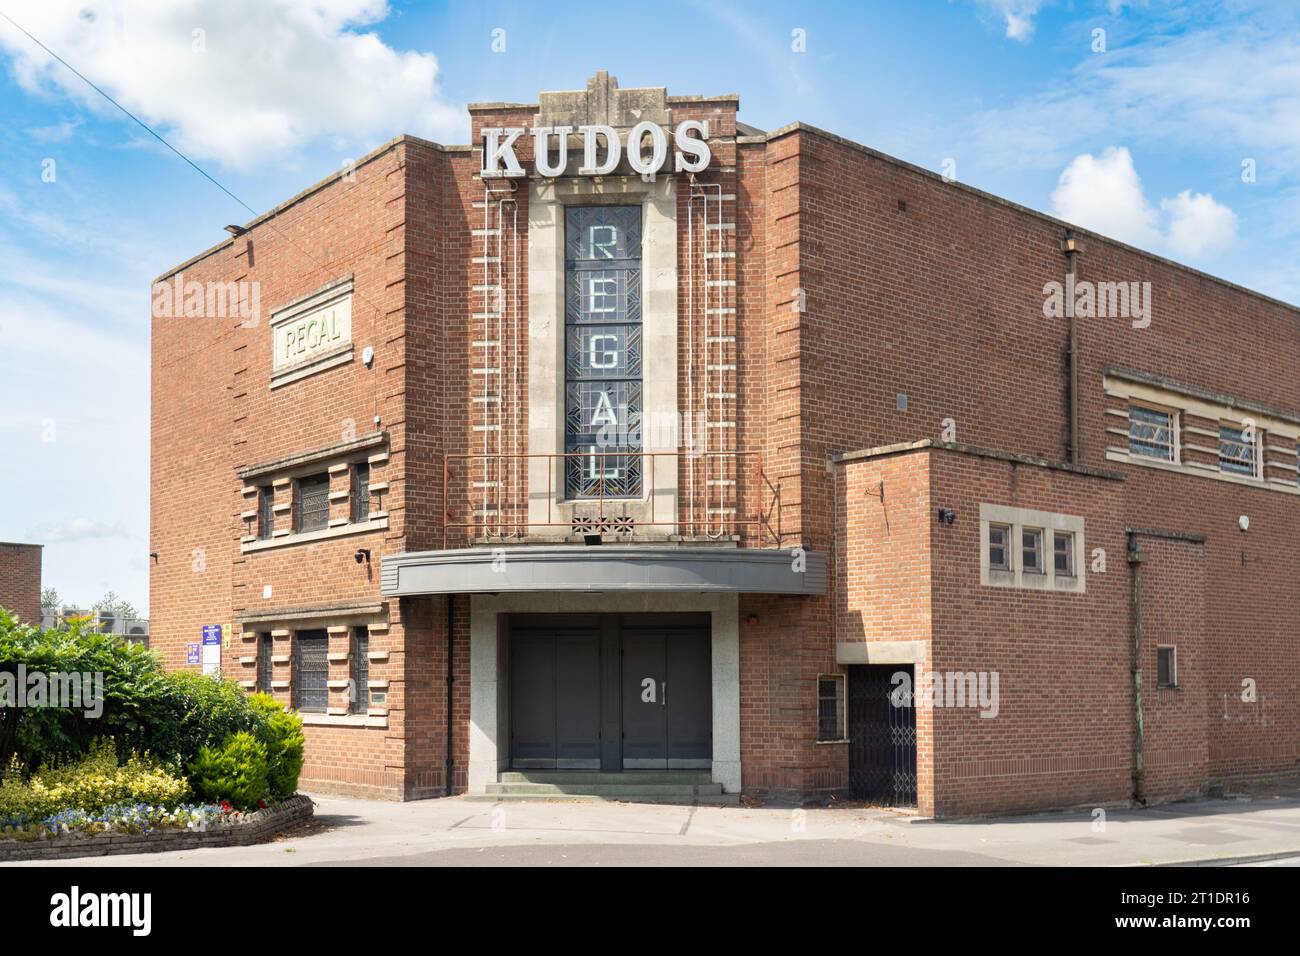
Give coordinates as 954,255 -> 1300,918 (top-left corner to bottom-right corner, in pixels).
662,680 -> 667,707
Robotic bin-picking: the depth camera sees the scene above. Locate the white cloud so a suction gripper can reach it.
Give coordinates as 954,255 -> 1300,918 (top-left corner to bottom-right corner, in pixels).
1160,190 -> 1238,257
966,13 -> 1300,173
1050,146 -> 1236,258
1050,147 -> 1160,248
975,0 -> 1048,42
0,1 -> 463,168
26,518 -> 133,544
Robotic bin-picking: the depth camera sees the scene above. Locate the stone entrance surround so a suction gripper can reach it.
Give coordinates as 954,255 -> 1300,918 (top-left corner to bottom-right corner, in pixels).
468,592 -> 740,794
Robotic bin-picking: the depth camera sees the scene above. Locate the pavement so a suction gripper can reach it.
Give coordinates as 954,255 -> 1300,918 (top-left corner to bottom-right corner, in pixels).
8,788 -> 1300,867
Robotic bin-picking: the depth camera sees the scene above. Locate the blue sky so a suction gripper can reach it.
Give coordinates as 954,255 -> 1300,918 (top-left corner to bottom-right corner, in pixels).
1,0 -> 1297,614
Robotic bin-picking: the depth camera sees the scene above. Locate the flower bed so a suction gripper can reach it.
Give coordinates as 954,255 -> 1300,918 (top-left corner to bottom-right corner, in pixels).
0,794 -> 313,861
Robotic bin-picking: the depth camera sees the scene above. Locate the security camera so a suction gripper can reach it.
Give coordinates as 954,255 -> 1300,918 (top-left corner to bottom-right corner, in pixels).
354,548 -> 371,564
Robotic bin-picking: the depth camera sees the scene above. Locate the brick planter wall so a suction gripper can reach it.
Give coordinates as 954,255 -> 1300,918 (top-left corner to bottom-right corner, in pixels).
0,794 -> 313,862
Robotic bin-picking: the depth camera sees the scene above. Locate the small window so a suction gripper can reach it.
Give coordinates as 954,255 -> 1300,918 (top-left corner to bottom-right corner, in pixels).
1021,528 -> 1044,574
352,463 -> 371,523
295,473 -> 331,533
257,633 -> 274,693
293,630 -> 329,713
1157,646 -> 1177,689
1053,531 -> 1074,577
1129,404 -> 1176,462
258,487 -> 275,540
817,675 -> 845,741
1219,424 -> 1257,477
988,523 -> 1011,571
350,627 -> 370,714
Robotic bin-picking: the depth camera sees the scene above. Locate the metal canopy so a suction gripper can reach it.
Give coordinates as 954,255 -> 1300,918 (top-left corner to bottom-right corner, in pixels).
380,545 -> 826,596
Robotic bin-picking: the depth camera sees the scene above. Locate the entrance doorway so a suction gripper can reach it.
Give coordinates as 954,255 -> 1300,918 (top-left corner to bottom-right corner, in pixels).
847,664 -> 918,806
507,613 -> 711,771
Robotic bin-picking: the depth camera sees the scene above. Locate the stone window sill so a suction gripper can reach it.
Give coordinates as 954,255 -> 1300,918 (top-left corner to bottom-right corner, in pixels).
300,712 -> 388,729
241,515 -> 388,553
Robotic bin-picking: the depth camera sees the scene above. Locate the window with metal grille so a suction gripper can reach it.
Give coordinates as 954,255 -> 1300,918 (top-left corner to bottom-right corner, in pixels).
295,473 -> 330,533
1129,404 -> 1176,461
1219,424 -> 1258,476
350,627 -> 369,714
1053,531 -> 1074,576
258,486 -> 274,539
988,523 -> 1011,571
1157,646 -> 1177,688
293,630 -> 329,713
258,633 -> 274,693
817,675 -> 845,741
351,463 -> 370,522
1021,528 -> 1044,573
564,205 -> 643,499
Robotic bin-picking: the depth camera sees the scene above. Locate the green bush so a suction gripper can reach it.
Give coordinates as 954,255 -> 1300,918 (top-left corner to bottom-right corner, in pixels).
0,739 -> 190,821
188,732 -> 269,810
1,609 -> 164,771
250,694 -> 305,801
135,671 -> 269,774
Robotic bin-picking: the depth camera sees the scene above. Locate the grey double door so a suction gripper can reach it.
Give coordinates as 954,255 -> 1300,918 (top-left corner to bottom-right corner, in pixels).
508,613 -> 711,771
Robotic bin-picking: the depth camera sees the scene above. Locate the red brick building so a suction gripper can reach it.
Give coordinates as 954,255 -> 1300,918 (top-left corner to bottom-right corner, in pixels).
150,72 -> 1299,816
0,543 -> 42,624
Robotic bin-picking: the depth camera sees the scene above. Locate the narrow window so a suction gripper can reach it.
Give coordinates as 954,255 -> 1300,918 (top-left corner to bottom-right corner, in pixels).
1021,528 -> 1044,574
293,630 -> 329,713
351,627 -> 370,714
352,463 -> 371,523
564,205 -> 643,499
258,486 -> 275,540
1053,531 -> 1075,577
817,675 -> 845,741
295,473 -> 331,533
1129,404 -> 1176,462
1157,646 -> 1177,688
258,633 -> 274,693
1219,424 -> 1258,477
988,523 -> 1011,571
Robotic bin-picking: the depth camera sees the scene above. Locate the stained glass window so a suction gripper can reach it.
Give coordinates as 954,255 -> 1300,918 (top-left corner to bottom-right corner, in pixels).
564,206 -> 643,498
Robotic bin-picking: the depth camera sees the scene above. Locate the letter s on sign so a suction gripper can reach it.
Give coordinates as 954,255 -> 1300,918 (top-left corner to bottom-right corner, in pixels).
674,120 -> 710,173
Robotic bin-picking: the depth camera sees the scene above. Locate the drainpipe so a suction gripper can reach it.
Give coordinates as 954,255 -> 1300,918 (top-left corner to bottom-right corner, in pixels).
1126,532 -> 1146,805
445,594 -> 455,796
1061,230 -> 1082,465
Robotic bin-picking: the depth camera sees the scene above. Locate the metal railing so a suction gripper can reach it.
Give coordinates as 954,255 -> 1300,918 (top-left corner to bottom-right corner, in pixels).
442,451 -> 780,549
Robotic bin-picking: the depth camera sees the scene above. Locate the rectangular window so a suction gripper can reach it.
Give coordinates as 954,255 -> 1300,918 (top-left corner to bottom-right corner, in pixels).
1129,404 -> 1176,462
352,463 -> 370,523
351,627 -> 369,714
258,487 -> 275,540
293,630 -> 329,713
1219,424 -> 1258,477
1024,528 -> 1045,572
257,633 -> 274,693
1021,528 -> 1044,573
1053,531 -> 1075,577
988,523 -> 1011,571
295,473 -> 330,533
564,205 -> 643,499
817,675 -> 845,741
1157,646 -> 1177,688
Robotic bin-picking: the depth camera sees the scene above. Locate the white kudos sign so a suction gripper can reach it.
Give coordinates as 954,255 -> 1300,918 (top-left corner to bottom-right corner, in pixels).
481,121 -> 711,178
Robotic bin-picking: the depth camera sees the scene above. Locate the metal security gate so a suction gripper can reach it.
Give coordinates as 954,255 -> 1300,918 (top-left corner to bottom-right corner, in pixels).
848,664 -> 917,806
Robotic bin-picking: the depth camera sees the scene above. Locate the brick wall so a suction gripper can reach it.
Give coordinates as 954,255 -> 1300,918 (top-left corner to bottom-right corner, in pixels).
0,543 -> 41,624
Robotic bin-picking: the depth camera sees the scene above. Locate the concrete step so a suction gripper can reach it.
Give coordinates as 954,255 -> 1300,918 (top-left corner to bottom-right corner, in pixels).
500,771 -> 713,786
465,790 -> 739,806
486,782 -> 723,798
